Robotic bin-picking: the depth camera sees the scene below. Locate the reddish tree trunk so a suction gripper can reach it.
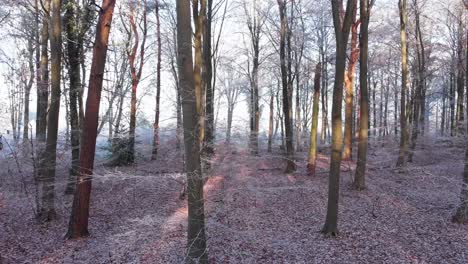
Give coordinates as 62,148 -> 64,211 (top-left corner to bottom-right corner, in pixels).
66,0 -> 117,238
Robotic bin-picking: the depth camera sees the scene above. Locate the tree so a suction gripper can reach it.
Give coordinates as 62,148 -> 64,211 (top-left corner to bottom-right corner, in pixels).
407,0 -> 425,163
67,0 -> 117,238
453,145 -> 468,223
22,37 -> 34,144
278,0 -> 296,172
125,0 -> 147,164
39,0 -> 62,221
354,0 -> 373,190
307,62 -> 321,176
322,0 -> 355,236
178,0 -> 208,261
203,0 -> 214,156
64,0 -> 86,194
152,0 -> 162,160
396,0 -> 409,167
243,0 -> 263,155
342,3 -> 358,161
35,0 -> 51,214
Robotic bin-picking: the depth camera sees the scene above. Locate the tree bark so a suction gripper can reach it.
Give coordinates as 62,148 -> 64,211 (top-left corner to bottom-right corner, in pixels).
67,0 -> 116,238
40,0 -> 62,221
203,0 -> 214,156
127,1 -> 147,164
307,63 -> 321,176
343,4 -> 358,161
64,0 -> 82,194
182,0 -> 208,261
152,1 -> 162,160
354,0 -> 370,190
408,1 -> 425,163
23,38 -> 35,144
322,0 -> 355,236
268,93 -> 274,152
278,0 -> 296,172
453,146 -> 468,223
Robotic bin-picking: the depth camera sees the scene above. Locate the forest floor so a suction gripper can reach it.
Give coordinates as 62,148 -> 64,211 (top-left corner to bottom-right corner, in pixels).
1,136 -> 468,263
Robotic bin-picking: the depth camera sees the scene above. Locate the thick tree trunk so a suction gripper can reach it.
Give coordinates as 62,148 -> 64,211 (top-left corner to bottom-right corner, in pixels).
183,0 -> 208,262
322,0 -> 355,236
307,63 -> 321,176
354,0 -> 370,190
67,0 -> 116,239
193,0 -> 206,151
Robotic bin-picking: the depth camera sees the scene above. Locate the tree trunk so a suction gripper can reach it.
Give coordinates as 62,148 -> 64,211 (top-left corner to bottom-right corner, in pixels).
226,106 -> 233,144
322,0 -> 355,236
453,146 -> 468,223
40,0 -> 62,221
354,0 -> 370,190
307,63 -> 321,176
152,1 -> 162,160
67,0 -> 116,239
203,0 -> 214,156
127,1 -> 147,164
268,93 -> 274,152
36,0 -> 51,214
183,0 -> 208,262
450,71 -> 456,136
408,2 -> 425,163
343,4 -> 358,161
278,0 -> 296,172
64,0 -> 82,195
23,38 -> 34,144
441,79 -> 447,136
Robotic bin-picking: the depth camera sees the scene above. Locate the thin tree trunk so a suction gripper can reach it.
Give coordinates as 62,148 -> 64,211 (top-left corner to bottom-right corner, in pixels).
343,4 -> 358,161
408,1 -> 425,162
64,0 -> 82,194
67,0 -> 116,238
152,1 -> 162,160
23,38 -> 34,144
36,0 -> 51,215
40,0 -> 61,221
307,63 -> 321,176
268,93 -> 274,152
127,1 -> 147,164
278,0 -> 296,172
203,0 -> 214,156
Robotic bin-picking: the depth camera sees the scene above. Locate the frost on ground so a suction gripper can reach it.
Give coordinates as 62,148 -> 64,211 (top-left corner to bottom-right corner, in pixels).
1,137 -> 468,263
